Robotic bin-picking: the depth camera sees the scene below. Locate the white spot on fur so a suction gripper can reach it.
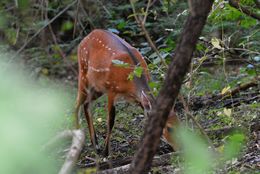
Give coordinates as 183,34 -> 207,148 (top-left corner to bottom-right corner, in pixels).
89,66 -> 110,72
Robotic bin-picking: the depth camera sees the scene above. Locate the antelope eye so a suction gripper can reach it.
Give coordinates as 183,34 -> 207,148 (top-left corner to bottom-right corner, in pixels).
167,127 -> 173,133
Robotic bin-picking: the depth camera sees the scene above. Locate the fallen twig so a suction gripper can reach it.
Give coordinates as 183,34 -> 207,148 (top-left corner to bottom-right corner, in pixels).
43,129 -> 85,174
205,126 -> 240,138
94,152 -> 180,173
185,76 -> 259,110
59,129 -> 86,174
217,76 -> 259,99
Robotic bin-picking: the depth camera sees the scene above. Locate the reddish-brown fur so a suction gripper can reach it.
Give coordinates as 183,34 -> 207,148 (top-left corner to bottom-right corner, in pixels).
162,110 -> 180,150
75,29 -> 179,156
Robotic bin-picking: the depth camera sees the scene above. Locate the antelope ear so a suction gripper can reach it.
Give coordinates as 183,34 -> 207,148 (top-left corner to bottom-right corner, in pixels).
141,90 -> 152,111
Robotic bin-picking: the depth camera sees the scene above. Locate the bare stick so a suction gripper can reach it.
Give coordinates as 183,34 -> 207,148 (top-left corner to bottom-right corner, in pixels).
217,75 -> 259,99
42,129 -> 86,174
73,0 -> 80,39
142,0 -> 151,24
96,152 -> 180,173
58,129 -> 86,174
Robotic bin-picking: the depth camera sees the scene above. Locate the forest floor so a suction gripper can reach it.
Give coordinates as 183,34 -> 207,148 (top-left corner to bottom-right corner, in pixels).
59,65 -> 260,174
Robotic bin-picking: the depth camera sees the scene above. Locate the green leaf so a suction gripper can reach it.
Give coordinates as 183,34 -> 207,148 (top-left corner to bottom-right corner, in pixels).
240,18 -> 257,28
196,43 -> 206,51
246,69 -> 256,76
133,66 -> 143,78
148,81 -> 159,89
211,37 -> 222,49
61,21 -> 73,32
223,133 -> 245,160
226,6 -> 242,20
117,20 -> 127,30
112,59 -> 130,67
221,86 -> 231,95
127,66 -> 143,80
128,72 -> 134,81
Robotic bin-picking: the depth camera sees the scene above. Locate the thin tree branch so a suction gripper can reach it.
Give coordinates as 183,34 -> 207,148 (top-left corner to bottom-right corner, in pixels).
96,0 -> 112,18
42,129 -> 85,174
79,0 -> 96,29
73,0 -> 80,39
216,75 -> 259,99
142,0 -> 151,24
58,129 -> 86,174
129,0 -> 168,67
45,0 -> 77,75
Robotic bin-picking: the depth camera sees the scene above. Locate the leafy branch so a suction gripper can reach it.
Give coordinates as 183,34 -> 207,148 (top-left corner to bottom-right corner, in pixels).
229,0 -> 260,21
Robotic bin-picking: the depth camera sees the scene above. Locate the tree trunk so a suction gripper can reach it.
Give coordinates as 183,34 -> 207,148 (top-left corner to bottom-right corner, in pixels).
129,0 -> 214,173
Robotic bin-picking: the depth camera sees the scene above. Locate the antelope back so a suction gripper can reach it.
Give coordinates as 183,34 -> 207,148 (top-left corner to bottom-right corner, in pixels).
78,29 -> 151,105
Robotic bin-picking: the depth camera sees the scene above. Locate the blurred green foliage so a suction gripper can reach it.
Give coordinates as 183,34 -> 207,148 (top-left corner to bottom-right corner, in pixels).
179,127 -> 214,174
176,127 -> 245,174
17,0 -> 29,10
0,53 -> 72,174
